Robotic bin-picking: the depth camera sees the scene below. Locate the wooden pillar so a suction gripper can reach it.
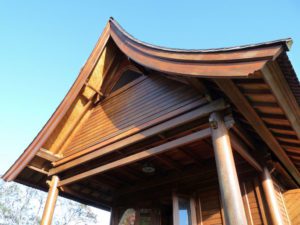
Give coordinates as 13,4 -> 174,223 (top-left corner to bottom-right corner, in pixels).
209,112 -> 248,225
189,197 -> 197,225
262,167 -> 284,225
41,176 -> 59,225
172,192 -> 179,225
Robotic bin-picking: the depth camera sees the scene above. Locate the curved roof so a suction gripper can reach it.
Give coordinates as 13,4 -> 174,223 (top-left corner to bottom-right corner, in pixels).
109,17 -> 291,77
110,17 -> 292,53
2,18 -> 299,186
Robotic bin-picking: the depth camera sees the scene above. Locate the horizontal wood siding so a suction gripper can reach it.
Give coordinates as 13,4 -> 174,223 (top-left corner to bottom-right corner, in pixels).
283,189 -> 300,224
198,187 -> 224,225
64,75 -> 203,156
273,181 -> 291,225
198,179 -> 266,225
241,180 -> 265,225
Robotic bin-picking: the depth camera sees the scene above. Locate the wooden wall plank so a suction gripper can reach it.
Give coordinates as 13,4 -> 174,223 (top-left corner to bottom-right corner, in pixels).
49,99 -> 227,175
283,189 -> 300,224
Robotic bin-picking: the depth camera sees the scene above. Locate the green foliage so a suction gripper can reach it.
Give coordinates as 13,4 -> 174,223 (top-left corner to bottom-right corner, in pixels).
0,180 -> 100,225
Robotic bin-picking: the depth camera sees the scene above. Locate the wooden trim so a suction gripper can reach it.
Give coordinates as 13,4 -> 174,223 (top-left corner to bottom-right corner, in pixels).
27,165 -> 48,175
102,61 -> 144,97
262,62 -> 300,141
37,148 -> 61,161
283,189 -> 300,225
215,78 -> 300,185
253,178 -> 269,225
62,186 -> 111,211
58,128 -> 211,187
84,82 -> 103,96
279,189 -> 291,225
57,94 -> 96,155
241,183 -> 254,225
49,99 -> 227,176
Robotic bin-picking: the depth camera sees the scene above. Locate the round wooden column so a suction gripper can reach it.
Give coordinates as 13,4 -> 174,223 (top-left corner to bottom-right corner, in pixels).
209,112 -> 247,225
262,167 -> 284,225
41,176 -> 60,225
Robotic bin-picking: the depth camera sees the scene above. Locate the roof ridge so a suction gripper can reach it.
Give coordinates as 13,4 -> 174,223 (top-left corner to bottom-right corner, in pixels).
109,17 -> 292,53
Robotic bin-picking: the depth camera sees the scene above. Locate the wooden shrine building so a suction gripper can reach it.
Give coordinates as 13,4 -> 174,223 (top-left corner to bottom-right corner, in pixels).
3,18 -> 300,225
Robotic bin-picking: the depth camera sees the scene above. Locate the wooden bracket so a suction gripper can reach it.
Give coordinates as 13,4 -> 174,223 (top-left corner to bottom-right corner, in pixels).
186,77 -> 212,102
84,82 -> 103,97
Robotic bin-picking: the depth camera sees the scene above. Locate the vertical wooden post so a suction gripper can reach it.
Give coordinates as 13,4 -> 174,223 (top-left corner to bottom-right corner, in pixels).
190,197 -> 197,225
109,207 -> 115,225
209,112 -> 247,225
172,192 -> 179,225
262,167 -> 284,225
41,176 -> 59,225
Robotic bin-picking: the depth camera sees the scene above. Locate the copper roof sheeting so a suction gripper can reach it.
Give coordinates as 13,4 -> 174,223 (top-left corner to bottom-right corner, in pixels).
109,18 -> 288,78
109,17 -> 292,53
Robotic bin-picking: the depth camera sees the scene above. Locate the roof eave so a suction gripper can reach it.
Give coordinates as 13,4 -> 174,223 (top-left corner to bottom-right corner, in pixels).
3,18 -> 295,182
2,22 -> 111,182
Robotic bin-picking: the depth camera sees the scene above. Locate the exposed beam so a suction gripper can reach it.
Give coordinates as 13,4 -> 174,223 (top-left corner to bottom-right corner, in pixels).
27,165 -> 48,175
273,162 -> 298,188
157,134 -> 184,171
115,160 -> 216,198
58,128 -> 211,187
154,155 -> 183,172
84,82 -> 104,96
116,161 -> 253,204
262,63 -> 300,141
178,147 -> 203,166
186,77 -> 212,101
37,148 -> 61,162
214,78 -> 300,185
62,186 -> 111,210
229,132 -> 263,172
49,99 -> 227,176
232,124 -> 257,152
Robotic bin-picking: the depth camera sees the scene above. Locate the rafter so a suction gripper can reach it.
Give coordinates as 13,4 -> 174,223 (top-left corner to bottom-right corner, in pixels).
215,78 -> 300,185
37,148 -> 61,162
58,128 -> 211,187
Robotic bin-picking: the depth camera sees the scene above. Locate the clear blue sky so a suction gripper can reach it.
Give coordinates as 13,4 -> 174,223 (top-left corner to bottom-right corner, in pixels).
0,0 -> 299,175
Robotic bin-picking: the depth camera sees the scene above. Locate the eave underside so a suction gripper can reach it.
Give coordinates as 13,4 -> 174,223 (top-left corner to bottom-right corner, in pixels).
15,64 -> 300,209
